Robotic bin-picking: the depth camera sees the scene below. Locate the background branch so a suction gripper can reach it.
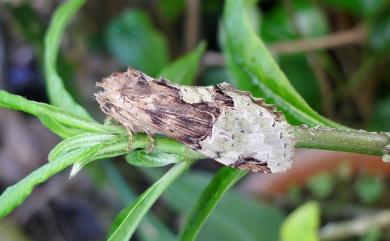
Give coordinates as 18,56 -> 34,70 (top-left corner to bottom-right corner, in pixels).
269,25 -> 367,54
320,210 -> 390,240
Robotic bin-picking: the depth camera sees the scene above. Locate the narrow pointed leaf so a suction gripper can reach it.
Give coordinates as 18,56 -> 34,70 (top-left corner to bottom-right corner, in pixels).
107,161 -> 191,241
159,41 -> 206,85
44,0 -> 92,119
0,90 -> 107,137
222,0 -> 342,128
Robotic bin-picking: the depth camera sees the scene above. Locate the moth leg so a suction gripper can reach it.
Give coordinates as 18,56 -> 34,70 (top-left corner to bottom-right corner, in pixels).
127,130 -> 133,151
123,124 -> 135,151
146,132 -> 155,153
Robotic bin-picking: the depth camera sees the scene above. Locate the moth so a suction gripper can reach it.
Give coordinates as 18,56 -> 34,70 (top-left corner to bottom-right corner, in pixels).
95,67 -> 295,173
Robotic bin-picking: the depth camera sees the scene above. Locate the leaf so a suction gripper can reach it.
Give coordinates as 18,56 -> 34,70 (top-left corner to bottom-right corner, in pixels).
48,133 -> 116,161
126,150 -> 181,167
8,3 -> 45,55
221,0 -> 342,128
278,55 -> 322,111
260,0 -> 329,42
44,0 -> 92,120
157,0 -> 186,21
37,112 -> 85,138
0,90 -> 111,137
106,10 -> 169,76
354,175 -> 384,204
102,162 -> 176,241
369,96 -> 390,131
107,161 -> 191,241
0,145 -> 98,219
159,41 -> 206,85
137,214 -> 177,241
322,0 -> 386,16
70,136 -> 128,177
307,173 -> 335,199
0,132 -> 130,219
201,66 -> 235,86
144,169 -> 285,241
179,168 -> 246,241
368,7 -> 390,53
199,195 -> 283,241
280,201 -> 320,241
360,229 -> 381,241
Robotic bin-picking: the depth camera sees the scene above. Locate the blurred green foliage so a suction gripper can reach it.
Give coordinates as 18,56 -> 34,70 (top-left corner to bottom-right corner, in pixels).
157,0 -> 186,21
354,175 -> 384,204
105,10 -> 169,76
281,202 -> 320,241
144,169 -> 284,241
260,0 -> 328,41
307,172 -> 335,199
370,97 -> 390,131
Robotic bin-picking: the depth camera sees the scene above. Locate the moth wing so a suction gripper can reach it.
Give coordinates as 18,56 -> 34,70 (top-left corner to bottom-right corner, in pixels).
141,101 -> 217,149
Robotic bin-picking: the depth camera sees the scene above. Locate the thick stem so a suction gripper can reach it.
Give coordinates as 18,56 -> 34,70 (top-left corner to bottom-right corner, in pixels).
292,126 -> 390,156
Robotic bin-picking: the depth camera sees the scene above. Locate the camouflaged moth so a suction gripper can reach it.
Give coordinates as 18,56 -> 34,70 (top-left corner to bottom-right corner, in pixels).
95,68 -> 295,173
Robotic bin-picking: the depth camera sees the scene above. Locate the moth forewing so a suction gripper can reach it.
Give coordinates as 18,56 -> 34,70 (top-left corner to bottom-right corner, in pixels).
95,67 -> 295,173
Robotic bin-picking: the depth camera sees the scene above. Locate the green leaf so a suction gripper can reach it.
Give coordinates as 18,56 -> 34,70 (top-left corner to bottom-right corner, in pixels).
369,96 -> 390,131
222,0 -> 342,128
44,0 -> 92,120
280,201 -> 320,241
179,168 -> 246,241
0,145 -> 99,219
307,172 -> 335,199
0,90 -> 109,137
322,0 -> 386,16
126,150 -> 181,167
137,215 -> 177,241
260,0 -> 329,42
102,162 -> 176,241
278,55 -> 322,111
106,10 -> 169,76
107,161 -> 191,241
368,7 -> 390,53
8,3 -> 45,56
201,67 -> 235,86
157,0 -> 186,21
49,133 -> 117,161
159,41 -> 206,85
360,229 -> 381,241
0,132 -> 130,219
144,169 -> 284,241
198,195 -> 283,241
70,136 -> 129,177
354,175 -> 384,204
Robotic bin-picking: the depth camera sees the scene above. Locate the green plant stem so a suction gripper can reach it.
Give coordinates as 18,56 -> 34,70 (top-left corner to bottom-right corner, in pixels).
292,126 -> 390,156
131,134 -> 204,160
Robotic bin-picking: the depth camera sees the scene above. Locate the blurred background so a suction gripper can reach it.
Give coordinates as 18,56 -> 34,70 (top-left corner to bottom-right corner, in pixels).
0,0 -> 389,240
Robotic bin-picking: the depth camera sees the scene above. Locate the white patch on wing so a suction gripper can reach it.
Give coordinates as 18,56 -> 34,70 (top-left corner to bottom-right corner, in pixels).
178,86 -> 214,104
198,90 -> 295,173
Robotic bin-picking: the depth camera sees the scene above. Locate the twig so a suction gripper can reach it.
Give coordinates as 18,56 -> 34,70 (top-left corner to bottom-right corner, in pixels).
204,26 -> 367,67
184,0 -> 200,51
203,51 -> 225,66
269,26 -> 367,55
320,210 -> 390,240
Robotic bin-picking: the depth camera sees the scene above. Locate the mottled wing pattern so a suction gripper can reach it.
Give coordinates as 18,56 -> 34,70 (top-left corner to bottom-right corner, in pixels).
96,68 -> 231,149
